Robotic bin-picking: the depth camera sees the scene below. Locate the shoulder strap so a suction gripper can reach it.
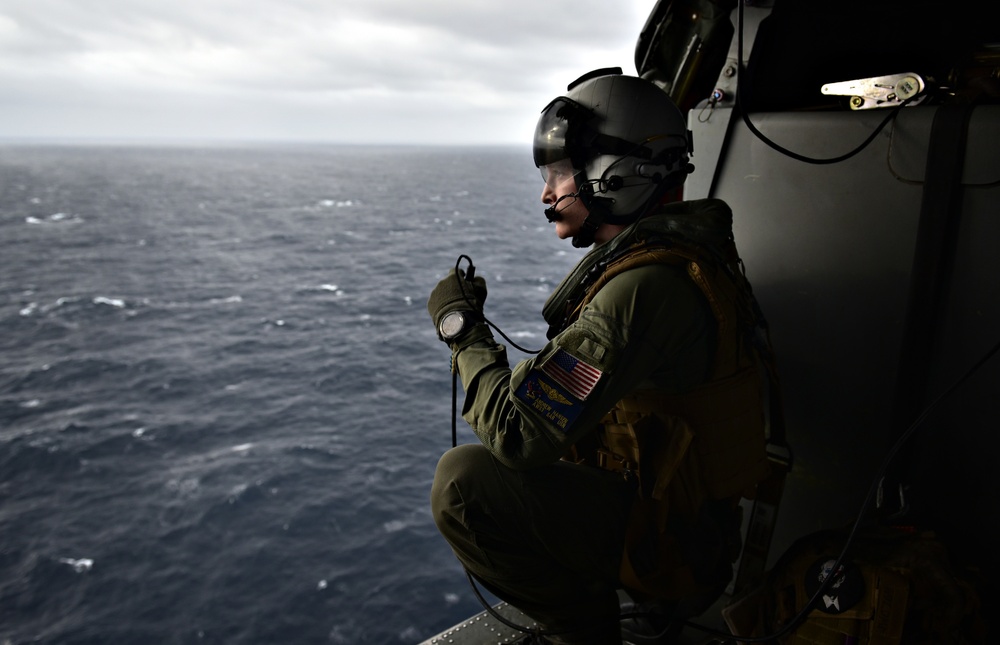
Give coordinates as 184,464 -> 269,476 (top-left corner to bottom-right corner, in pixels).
576,242 -> 746,377
570,244 -> 688,321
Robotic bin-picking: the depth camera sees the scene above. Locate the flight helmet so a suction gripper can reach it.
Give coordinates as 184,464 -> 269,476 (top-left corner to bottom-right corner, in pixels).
533,67 -> 694,246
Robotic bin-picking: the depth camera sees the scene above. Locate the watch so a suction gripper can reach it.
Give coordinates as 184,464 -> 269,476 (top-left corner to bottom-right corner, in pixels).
439,310 -> 472,341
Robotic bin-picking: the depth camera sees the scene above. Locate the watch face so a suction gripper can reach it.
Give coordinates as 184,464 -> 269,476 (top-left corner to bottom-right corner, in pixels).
440,311 -> 466,339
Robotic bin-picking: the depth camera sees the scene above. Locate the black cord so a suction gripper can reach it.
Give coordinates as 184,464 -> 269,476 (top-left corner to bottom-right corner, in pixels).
450,358 -> 458,449
735,0 -> 917,165
448,255 -> 569,639
464,570 -> 553,638
448,253 -> 540,449
453,255 -> 542,355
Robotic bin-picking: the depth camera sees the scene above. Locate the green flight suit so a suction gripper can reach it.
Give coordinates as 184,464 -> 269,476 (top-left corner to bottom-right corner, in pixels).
431,199 -> 739,644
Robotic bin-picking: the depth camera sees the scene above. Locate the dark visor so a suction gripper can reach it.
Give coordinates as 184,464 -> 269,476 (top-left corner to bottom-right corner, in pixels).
532,97 -> 590,169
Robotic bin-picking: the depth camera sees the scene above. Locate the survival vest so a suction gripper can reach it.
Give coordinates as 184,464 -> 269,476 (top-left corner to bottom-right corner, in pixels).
563,236 -> 786,600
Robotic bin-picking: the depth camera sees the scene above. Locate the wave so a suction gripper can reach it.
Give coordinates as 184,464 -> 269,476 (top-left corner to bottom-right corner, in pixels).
25,213 -> 85,225
0,436 -> 83,480
0,144 -> 560,644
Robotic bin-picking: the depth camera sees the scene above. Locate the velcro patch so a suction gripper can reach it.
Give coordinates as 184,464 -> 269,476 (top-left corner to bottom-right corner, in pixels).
514,371 -> 585,434
539,349 -> 603,401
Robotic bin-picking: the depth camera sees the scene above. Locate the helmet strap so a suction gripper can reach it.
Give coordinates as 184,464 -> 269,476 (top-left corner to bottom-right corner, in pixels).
572,185 -> 613,248
571,213 -> 602,248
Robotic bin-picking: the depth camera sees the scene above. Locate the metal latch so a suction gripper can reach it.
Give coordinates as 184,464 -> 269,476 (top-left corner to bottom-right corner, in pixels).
821,73 -> 926,110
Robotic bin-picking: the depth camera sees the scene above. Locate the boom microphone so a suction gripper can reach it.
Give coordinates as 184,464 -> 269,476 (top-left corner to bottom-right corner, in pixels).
543,193 -> 579,222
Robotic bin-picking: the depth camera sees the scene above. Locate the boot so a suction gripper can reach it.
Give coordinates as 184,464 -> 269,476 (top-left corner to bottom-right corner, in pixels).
618,601 -> 684,644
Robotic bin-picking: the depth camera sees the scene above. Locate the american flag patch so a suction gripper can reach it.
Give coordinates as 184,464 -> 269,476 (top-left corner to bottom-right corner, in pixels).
540,349 -> 603,401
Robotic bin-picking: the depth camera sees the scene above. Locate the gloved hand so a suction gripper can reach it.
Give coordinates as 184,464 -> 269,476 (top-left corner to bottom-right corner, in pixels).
427,268 -> 487,331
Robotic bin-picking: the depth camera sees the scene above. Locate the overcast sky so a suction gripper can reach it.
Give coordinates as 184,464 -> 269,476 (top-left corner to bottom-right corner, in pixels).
0,0 -> 655,145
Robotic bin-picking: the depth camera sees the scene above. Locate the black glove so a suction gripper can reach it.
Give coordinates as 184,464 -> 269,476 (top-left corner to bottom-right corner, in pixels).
427,268 -> 487,331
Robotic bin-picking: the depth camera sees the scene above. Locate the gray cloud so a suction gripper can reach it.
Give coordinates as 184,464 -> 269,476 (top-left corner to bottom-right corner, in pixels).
0,0 -> 653,144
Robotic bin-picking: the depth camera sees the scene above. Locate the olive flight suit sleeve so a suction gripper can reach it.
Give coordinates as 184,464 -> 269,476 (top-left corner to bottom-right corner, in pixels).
452,263 -> 715,470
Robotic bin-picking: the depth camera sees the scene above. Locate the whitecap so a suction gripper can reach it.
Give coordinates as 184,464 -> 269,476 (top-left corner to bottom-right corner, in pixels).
383,519 -> 406,533
444,593 -> 460,604
317,580 -> 328,590
403,296 -> 412,305
19,303 -> 38,316
227,483 -> 248,503
231,443 -> 253,452
20,399 -> 41,408
209,295 -> 242,304
93,296 -> 125,308
59,558 -> 94,573
166,478 -> 200,496
26,213 -> 85,224
319,284 -> 339,292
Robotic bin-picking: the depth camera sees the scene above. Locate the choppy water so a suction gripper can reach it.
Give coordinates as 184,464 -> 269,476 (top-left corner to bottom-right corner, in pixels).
0,143 -> 585,644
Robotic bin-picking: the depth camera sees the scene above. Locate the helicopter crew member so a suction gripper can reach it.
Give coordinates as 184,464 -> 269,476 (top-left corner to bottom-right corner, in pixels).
427,68 -> 774,644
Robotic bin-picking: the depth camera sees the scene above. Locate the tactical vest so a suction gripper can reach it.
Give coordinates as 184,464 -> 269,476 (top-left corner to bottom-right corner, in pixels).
565,239 -> 775,599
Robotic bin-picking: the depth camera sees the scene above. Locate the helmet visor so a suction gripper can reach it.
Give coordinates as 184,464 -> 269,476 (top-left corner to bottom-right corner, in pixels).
538,158 -> 582,188
532,97 -> 590,169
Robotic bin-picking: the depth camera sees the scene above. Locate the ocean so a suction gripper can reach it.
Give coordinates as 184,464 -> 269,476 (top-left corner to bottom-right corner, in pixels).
0,143 -> 587,644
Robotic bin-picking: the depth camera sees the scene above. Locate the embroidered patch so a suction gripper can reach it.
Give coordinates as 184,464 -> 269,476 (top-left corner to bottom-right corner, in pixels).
539,349 -> 603,401
514,372 -> 585,433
